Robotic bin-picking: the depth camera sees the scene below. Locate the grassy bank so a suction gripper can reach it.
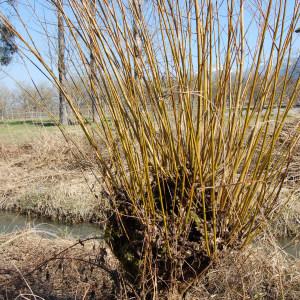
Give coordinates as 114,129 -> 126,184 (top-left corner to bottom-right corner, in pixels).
0,122 -> 104,224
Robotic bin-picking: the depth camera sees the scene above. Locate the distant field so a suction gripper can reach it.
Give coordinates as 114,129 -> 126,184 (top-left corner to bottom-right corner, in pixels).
0,119 -> 85,144
0,120 -> 58,144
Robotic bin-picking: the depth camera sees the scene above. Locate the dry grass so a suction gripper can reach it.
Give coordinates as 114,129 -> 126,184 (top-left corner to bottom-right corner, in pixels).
0,228 -> 299,300
186,238 -> 300,300
271,189 -> 300,239
0,231 -> 117,300
282,122 -> 300,189
266,119 -> 300,239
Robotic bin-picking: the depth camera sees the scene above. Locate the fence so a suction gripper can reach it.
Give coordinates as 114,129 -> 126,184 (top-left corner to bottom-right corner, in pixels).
0,109 -> 94,123
0,104 -> 172,123
2,103 -> 299,123
1,111 -> 50,122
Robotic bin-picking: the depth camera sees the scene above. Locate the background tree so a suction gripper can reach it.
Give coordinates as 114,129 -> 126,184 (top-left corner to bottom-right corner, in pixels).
57,0 -> 68,125
16,83 -> 58,113
0,85 -> 13,117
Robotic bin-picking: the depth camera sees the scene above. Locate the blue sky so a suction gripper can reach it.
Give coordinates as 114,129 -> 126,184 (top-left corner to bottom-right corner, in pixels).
1,0 -> 59,88
1,0 -> 299,90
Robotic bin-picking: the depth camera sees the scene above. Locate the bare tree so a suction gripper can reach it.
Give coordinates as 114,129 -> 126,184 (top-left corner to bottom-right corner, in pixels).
57,0 -> 68,125
0,86 -> 11,117
17,83 -> 58,113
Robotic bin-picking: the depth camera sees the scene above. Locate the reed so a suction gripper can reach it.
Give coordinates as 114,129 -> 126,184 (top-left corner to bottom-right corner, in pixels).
1,0 -> 300,298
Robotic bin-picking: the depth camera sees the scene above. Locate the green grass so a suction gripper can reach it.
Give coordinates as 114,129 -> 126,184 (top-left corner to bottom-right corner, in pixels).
0,119 -> 54,126
0,119 -> 88,144
0,121 -> 58,144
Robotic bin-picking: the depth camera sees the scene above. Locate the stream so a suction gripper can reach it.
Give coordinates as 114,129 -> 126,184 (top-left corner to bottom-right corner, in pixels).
0,211 -> 100,239
278,237 -> 300,259
0,211 -> 299,258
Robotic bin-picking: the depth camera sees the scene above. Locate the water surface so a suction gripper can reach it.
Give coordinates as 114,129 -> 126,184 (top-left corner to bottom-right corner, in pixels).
0,211 -> 100,239
278,237 -> 300,259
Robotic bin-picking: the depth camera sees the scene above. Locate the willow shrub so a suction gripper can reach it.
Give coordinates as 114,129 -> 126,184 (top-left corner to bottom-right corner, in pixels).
2,0 -> 300,298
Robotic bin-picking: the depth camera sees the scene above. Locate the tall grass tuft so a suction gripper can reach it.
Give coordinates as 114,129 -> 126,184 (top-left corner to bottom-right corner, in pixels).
1,0 -> 300,298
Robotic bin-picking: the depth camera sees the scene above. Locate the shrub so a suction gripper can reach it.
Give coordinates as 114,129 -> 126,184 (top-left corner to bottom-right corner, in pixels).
1,0 -> 300,298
